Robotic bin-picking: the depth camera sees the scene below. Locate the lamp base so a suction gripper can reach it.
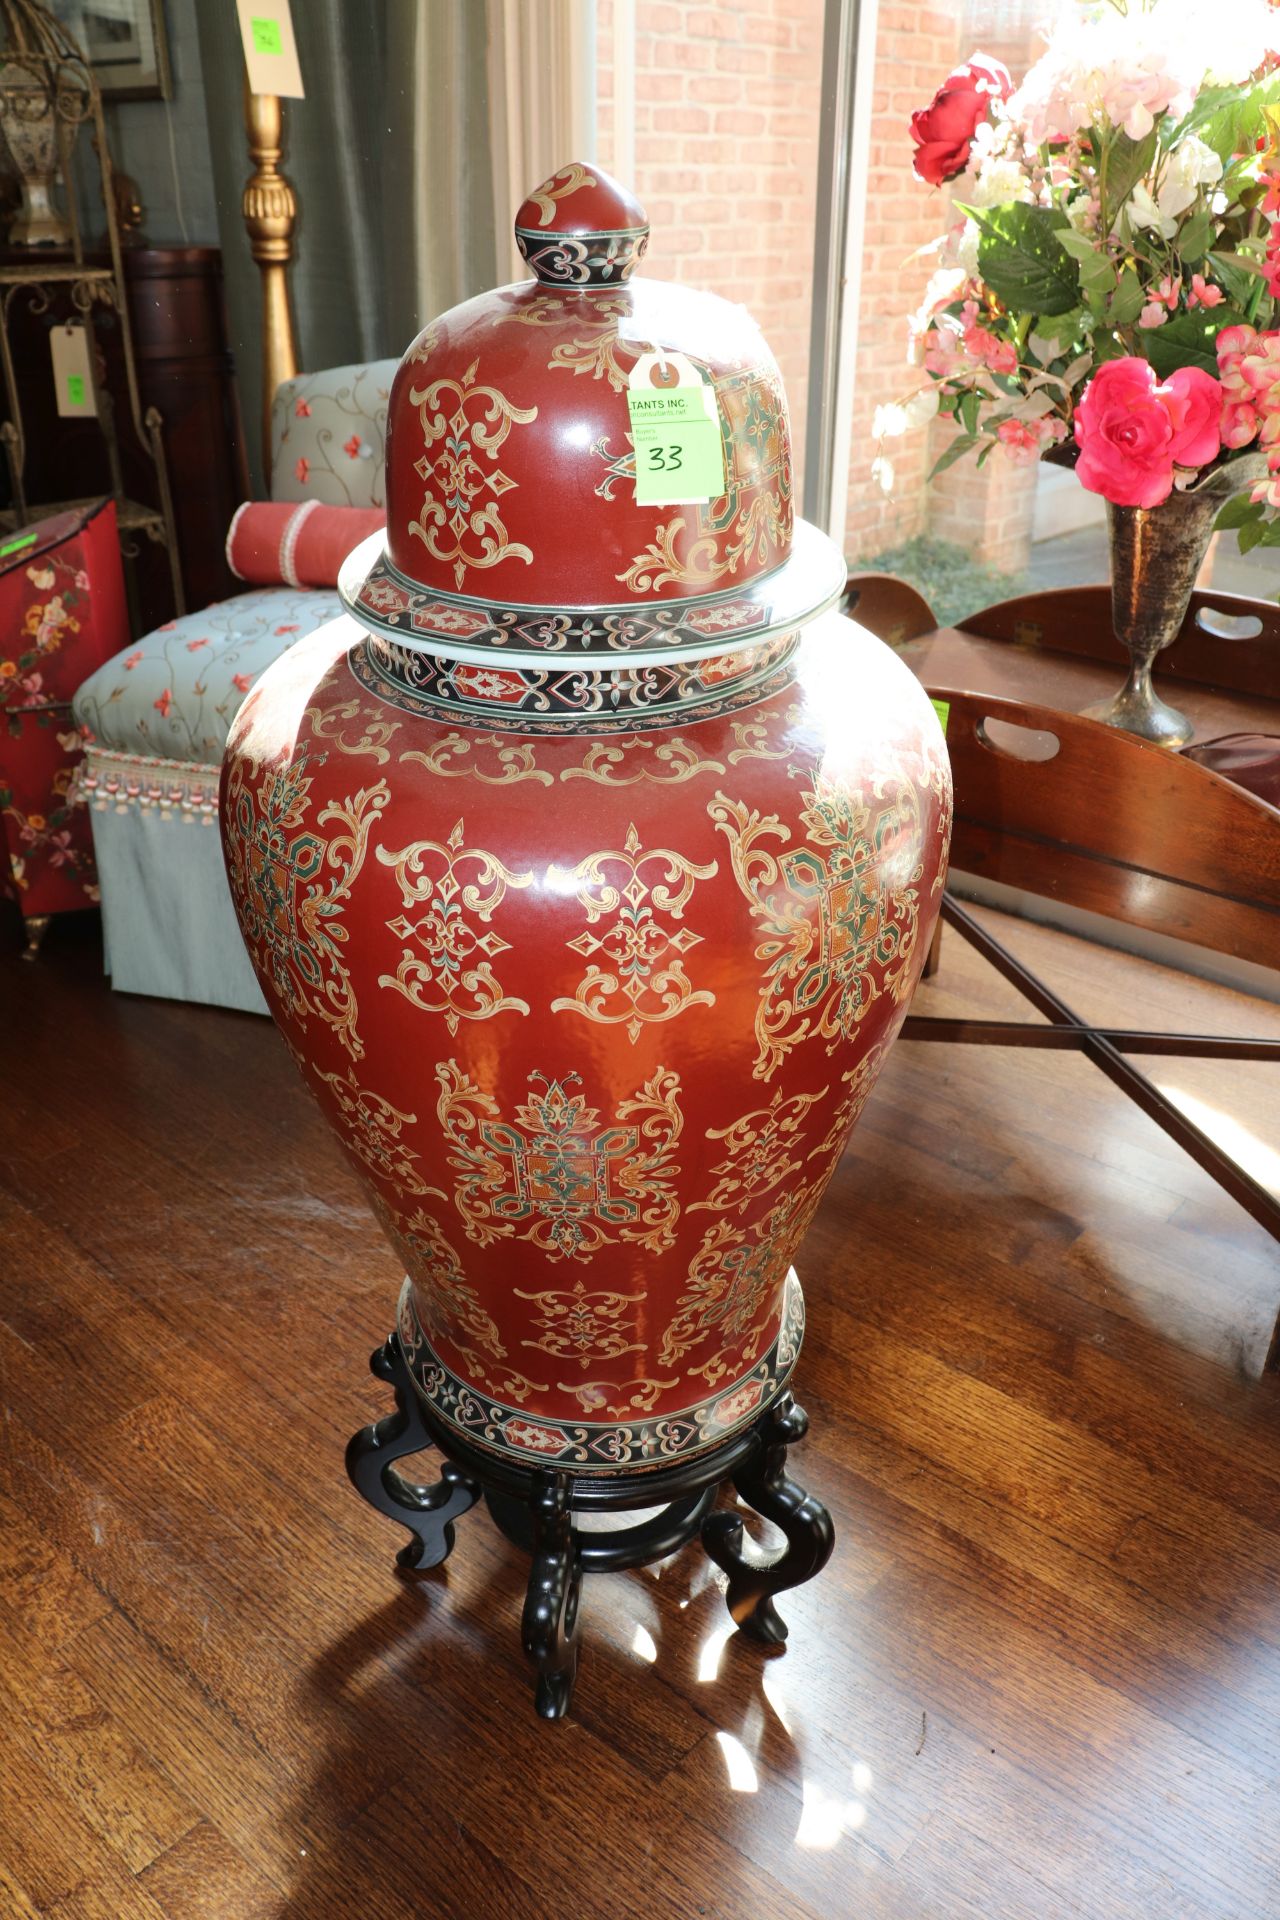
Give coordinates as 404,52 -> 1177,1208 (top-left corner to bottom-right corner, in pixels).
345,1333 -> 834,1720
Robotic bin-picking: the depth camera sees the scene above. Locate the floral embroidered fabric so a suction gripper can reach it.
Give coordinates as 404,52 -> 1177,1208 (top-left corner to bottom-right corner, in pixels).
270,361 -> 400,508
72,587 -> 342,762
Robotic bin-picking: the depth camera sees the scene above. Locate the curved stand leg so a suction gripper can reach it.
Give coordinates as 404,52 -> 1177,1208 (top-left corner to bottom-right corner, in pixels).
345,1337 -> 481,1572
21,914 -> 51,962
702,1394 -> 834,1646
521,1474 -> 582,1721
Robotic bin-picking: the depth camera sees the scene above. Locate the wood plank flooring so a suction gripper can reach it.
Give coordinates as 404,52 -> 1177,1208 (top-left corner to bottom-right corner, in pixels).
1,906 -> 1278,1919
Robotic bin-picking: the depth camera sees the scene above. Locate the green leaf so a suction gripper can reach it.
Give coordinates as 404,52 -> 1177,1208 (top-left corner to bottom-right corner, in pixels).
1208,251 -> 1261,307
1092,331 -> 1132,365
1178,207 -> 1214,263
1103,128 -> 1159,211
1140,305 -> 1247,378
928,433 -> 979,482
1031,305 -> 1086,346
1239,515 -> 1270,554
1056,229 -> 1098,264
1077,252 -> 1117,293
1214,492 -> 1265,532
1184,72 -> 1280,163
958,390 -> 981,437
1108,270 -> 1146,327
972,204 -> 1079,317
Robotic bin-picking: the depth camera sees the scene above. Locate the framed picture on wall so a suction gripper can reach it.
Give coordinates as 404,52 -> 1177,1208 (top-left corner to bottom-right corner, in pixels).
52,0 -> 173,102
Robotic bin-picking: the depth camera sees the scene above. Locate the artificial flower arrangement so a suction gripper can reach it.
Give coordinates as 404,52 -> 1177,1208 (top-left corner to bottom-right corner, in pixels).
877,0 -> 1280,553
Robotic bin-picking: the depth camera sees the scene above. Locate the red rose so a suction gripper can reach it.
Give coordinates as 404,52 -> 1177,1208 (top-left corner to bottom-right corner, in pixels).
1074,358 -> 1224,509
910,53 -> 1013,188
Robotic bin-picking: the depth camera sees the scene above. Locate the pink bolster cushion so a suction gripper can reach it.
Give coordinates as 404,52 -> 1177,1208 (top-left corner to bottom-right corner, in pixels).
225,501 -> 385,589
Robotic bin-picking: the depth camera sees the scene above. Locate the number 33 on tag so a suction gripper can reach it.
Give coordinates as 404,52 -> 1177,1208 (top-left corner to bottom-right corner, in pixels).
626,350 -> 725,507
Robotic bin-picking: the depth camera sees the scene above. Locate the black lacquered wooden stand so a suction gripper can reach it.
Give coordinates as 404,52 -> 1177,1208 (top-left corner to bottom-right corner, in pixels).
345,1333 -> 834,1720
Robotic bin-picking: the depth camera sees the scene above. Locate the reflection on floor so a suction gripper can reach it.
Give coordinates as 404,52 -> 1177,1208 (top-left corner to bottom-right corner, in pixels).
1,906 -> 1277,1919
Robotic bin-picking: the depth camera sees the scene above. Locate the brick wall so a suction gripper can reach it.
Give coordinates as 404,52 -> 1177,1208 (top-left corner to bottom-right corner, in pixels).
596,0 -> 825,477
596,0 -> 1042,570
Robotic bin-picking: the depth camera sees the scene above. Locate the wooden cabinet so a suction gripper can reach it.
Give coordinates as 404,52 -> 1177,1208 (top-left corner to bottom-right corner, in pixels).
123,247 -> 250,615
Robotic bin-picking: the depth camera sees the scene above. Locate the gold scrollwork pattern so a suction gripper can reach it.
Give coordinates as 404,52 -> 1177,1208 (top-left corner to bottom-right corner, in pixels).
710,775 -> 923,1081
397,1208 -> 504,1362
805,1038 -> 893,1180
305,699 -> 401,765
618,489 -> 790,595
524,163 -> 598,226
316,1063 -> 444,1199
726,704 -> 805,765
498,291 -> 651,392
377,820 -> 535,1034
690,1086 -> 828,1216
513,1276 -> 646,1370
398,1275 -> 547,1405
558,1375 -> 680,1417
435,1061 -> 684,1262
559,738 -> 726,785
405,321 -> 441,366
225,754 -> 387,1060
407,358 -> 538,590
400,731 -> 553,785
658,1187 -> 819,1388
548,823 -> 717,1043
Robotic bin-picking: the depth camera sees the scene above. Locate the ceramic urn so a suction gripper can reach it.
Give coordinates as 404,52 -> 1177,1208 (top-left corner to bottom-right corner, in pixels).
220,164 -> 952,1477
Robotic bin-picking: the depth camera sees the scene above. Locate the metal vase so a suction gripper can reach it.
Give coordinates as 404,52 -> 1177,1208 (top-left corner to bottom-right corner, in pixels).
1085,461 -> 1266,748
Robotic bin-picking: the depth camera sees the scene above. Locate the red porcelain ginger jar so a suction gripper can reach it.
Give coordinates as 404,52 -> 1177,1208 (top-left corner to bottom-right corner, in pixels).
220,164 -> 951,1477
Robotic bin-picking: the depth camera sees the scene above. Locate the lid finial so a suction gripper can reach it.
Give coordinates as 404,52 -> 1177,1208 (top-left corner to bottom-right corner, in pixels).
514,161 -> 650,287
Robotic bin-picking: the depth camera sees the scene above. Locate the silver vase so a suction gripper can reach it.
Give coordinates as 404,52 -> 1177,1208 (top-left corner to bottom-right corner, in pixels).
1084,458 -> 1268,748
0,58 -> 70,248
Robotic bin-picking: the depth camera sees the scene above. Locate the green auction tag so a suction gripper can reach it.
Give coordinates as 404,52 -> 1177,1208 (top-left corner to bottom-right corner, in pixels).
930,697 -> 950,737
251,16 -> 283,52
0,531 -> 37,558
66,373 -> 85,408
627,354 -> 725,507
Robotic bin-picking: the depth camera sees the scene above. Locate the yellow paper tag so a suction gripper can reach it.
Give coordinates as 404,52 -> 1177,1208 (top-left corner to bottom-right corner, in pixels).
626,351 -> 725,507
50,325 -> 95,419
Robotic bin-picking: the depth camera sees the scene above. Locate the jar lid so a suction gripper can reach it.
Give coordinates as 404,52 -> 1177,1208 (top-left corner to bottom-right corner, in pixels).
341,162 -> 844,666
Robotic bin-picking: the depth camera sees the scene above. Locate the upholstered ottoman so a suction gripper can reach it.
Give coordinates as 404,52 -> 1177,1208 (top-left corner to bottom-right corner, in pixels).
72,360 -> 396,1011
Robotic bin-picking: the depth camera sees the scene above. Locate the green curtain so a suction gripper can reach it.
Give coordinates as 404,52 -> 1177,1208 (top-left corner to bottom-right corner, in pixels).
195,0 -> 502,493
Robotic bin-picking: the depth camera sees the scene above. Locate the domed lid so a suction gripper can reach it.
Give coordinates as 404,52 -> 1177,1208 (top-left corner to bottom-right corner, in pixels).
341,162 -> 844,666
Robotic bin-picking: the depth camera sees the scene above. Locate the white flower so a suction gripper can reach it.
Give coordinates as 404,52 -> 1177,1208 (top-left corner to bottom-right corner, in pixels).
967,156 -> 1035,210
902,386 -> 941,429
954,218 -> 982,277
1127,135 -> 1222,239
909,264 -> 968,348
873,402 -> 909,440
873,388 -> 939,443
1065,192 -> 1096,233
871,453 -> 895,494
1005,0 -> 1265,145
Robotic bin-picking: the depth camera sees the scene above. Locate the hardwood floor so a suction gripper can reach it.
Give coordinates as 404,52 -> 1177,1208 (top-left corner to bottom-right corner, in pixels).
1,907 -> 1278,1920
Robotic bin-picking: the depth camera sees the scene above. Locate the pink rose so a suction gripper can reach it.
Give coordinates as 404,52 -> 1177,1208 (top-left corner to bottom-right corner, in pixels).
1161,367 -> 1222,469
910,53 -> 1013,187
1074,357 -> 1222,509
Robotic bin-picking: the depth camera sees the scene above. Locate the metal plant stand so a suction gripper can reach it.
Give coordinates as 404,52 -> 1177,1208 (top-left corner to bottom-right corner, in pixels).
346,1333 -> 835,1720
0,4 -> 183,617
